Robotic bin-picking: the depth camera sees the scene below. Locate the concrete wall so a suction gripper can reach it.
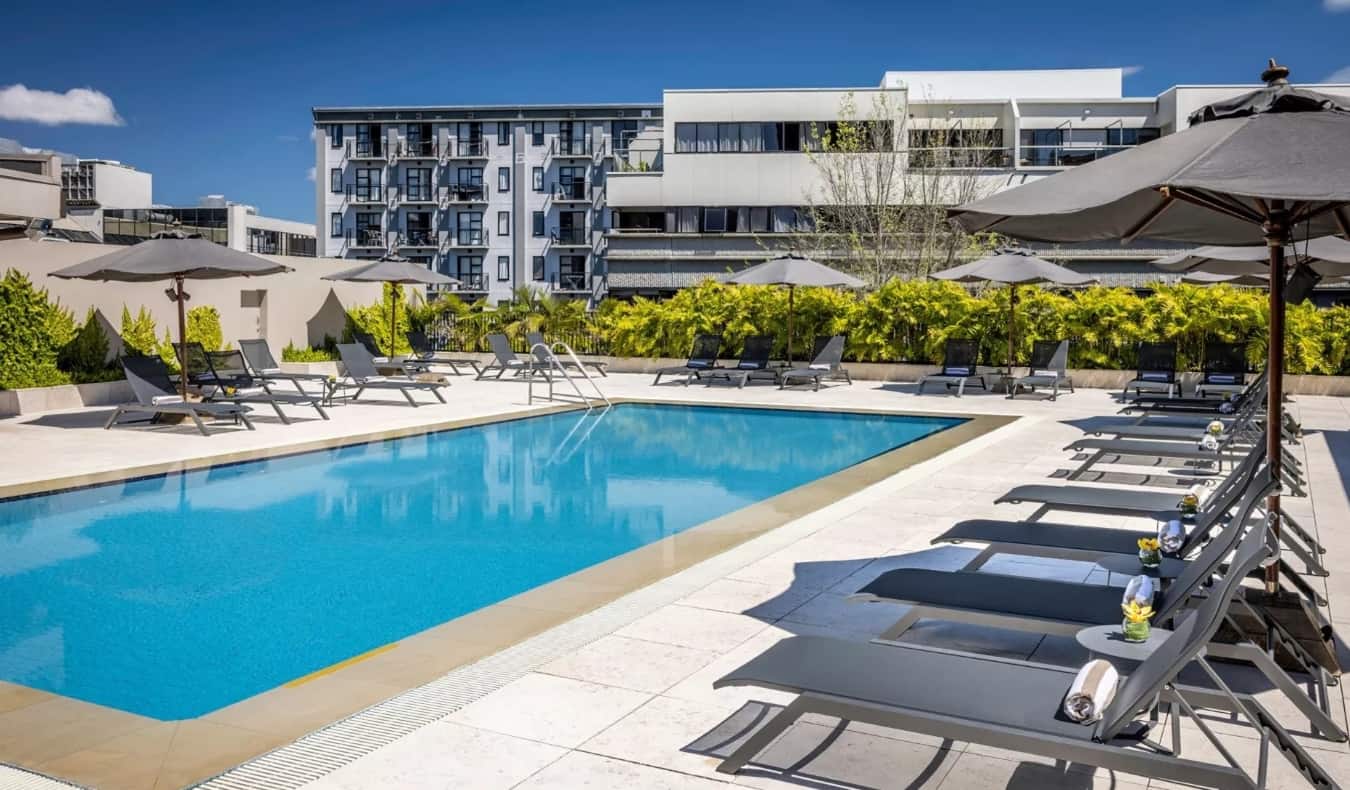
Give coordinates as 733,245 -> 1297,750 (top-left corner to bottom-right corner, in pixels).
90,161 -> 153,208
0,155 -> 62,221
882,68 -> 1124,100
0,238 -> 402,357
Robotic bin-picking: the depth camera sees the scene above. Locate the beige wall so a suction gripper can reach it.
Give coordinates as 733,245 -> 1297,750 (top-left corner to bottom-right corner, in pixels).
0,155 -> 62,221
0,238 -> 414,357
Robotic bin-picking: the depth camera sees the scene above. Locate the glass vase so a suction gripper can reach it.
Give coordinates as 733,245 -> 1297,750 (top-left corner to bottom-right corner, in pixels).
1138,548 -> 1161,569
1122,618 -> 1151,643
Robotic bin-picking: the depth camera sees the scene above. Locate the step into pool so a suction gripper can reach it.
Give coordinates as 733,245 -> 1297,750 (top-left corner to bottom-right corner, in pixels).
0,403 -> 964,719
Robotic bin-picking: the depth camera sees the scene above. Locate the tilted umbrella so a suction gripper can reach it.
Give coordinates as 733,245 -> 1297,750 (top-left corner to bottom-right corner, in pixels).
949,59 -> 1350,592
49,230 -> 292,397
1155,235 -> 1350,278
724,255 -> 865,363
322,254 -> 459,356
932,249 -> 1094,373
1178,270 -> 1272,287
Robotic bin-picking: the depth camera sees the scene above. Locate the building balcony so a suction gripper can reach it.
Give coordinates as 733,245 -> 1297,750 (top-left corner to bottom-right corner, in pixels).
551,272 -> 589,292
346,141 -> 387,160
446,140 -> 489,159
551,181 -> 589,202
906,147 -> 1013,169
551,137 -> 592,159
345,185 -> 387,205
393,184 -> 436,204
346,229 -> 386,249
551,228 -> 589,247
399,229 -> 439,248
449,228 -> 489,247
454,272 -> 489,292
396,139 -> 438,160
442,183 -> 488,203
1017,145 -> 1133,168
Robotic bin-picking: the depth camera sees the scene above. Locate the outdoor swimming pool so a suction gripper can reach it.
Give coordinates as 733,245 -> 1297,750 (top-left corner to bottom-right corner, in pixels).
0,403 -> 963,719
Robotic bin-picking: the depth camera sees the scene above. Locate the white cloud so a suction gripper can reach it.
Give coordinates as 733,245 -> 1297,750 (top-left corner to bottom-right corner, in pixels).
1121,65 -> 1144,77
306,166 -> 316,182
1323,66 -> 1350,83
0,136 -> 78,164
1326,0 -> 1350,11
0,84 -> 123,126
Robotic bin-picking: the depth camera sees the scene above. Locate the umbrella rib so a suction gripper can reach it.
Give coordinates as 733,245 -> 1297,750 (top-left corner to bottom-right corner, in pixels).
1334,207 -> 1350,240
1167,187 -> 1265,225
1290,200 -> 1345,228
1122,193 -> 1177,244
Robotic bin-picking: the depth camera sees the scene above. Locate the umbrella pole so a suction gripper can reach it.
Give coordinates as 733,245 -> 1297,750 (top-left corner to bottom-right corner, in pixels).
787,285 -> 794,365
1263,209 -> 1288,594
1008,284 -> 1017,375
175,276 -> 188,399
389,285 -> 396,358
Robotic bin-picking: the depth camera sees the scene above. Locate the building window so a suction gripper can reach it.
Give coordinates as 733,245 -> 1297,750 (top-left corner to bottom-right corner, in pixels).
497,167 -> 510,192
532,167 -> 543,191
497,211 -> 510,236
329,212 -> 342,238
497,255 -> 510,281
497,123 -> 510,146
329,168 -> 341,193
329,124 -> 342,149
457,167 -> 483,187
532,211 -> 544,237
355,168 -> 381,201
702,208 -> 727,233
531,122 -> 544,146
676,207 -> 699,233
532,255 -> 545,281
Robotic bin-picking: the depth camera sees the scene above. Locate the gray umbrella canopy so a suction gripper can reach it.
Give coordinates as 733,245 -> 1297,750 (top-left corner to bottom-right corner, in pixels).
322,256 -> 459,356
948,60 -> 1350,592
1179,270 -> 1270,287
1154,235 -> 1350,278
724,256 -> 864,364
934,249 -> 1094,367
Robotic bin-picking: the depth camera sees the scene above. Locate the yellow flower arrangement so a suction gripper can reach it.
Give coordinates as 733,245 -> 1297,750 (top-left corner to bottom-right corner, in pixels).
1137,537 -> 1160,552
1122,601 -> 1155,623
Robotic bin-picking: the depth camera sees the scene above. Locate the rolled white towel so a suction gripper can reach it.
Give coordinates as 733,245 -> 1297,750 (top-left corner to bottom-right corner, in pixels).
1063,659 -> 1119,723
1123,575 -> 1155,607
1198,434 -> 1220,452
150,394 -> 184,406
1158,519 -> 1186,554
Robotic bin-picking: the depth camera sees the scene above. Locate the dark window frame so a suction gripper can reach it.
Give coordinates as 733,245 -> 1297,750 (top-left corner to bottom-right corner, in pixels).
329,124 -> 343,149
497,211 -> 510,236
532,211 -> 544,237
329,168 -> 342,193
497,123 -> 510,146
497,255 -> 510,281
532,166 -> 544,191
531,122 -> 544,146
532,255 -> 545,281
329,212 -> 342,238
498,166 -> 510,192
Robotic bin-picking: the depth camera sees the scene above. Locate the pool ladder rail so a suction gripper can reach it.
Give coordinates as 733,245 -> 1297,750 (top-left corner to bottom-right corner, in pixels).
527,340 -> 612,410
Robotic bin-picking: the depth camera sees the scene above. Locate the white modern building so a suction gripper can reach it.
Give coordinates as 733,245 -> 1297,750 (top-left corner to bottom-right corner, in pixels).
316,69 -> 1350,302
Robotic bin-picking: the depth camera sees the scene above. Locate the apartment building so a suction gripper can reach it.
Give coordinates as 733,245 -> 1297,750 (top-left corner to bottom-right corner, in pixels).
317,70 -> 1350,302
312,104 -> 662,302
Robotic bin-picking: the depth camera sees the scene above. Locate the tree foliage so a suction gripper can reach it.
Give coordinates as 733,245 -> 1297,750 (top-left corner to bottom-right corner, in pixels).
119,305 -> 158,356
58,308 -> 120,383
0,269 -> 76,389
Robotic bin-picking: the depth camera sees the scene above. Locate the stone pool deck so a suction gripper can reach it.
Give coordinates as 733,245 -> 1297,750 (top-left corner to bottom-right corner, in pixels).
1,371 -> 1347,789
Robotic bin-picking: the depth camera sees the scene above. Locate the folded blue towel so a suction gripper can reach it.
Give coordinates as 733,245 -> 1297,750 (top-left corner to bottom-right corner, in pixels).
944,366 -> 972,376
1139,371 -> 1172,382
1207,373 -> 1238,384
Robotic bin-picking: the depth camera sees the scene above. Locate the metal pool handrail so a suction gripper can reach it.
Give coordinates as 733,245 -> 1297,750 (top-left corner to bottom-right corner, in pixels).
527,340 -> 611,409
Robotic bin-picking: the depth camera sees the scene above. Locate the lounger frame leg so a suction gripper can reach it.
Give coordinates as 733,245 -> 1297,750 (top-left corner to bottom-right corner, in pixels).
188,410 -> 211,436
716,697 -> 810,774
104,406 -> 126,430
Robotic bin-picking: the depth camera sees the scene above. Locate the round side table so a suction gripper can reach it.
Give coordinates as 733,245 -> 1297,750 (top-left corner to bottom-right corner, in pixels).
1075,624 -> 1173,662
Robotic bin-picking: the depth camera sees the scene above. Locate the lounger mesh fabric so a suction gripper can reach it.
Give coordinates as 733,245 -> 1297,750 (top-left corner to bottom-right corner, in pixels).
1203,341 -> 1248,385
1135,342 -> 1178,383
238,339 -> 282,372
687,334 -> 723,367
942,339 -> 978,376
735,335 -> 773,369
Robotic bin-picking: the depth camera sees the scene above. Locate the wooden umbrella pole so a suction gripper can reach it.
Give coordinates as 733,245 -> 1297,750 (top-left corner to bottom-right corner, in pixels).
389,285 -> 396,358
787,285 -> 795,365
1263,204 -> 1288,594
176,276 -> 188,399
1008,284 -> 1018,374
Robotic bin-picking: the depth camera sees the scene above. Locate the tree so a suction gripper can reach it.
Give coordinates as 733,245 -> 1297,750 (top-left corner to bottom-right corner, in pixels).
788,91 -> 1005,284
119,305 -> 158,356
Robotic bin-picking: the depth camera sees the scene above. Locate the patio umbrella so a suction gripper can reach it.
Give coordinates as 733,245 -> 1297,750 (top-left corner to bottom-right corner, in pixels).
1178,270 -> 1272,287
949,59 -> 1350,592
724,255 -> 865,363
1154,235 -> 1350,278
932,249 -> 1094,372
49,230 -> 292,397
321,254 -> 459,356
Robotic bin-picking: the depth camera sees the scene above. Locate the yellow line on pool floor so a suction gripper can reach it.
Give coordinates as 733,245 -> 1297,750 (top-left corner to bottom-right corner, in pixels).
285,643 -> 399,687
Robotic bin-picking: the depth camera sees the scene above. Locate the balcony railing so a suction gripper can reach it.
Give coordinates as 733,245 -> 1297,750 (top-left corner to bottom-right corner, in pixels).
397,184 -> 435,203
453,228 -> 488,246
346,185 -> 384,203
552,181 -> 588,201
455,272 -> 488,291
907,147 -> 1013,169
448,140 -> 488,158
398,139 -> 438,159
347,229 -> 386,248
551,227 -> 588,246
552,137 -> 590,158
400,229 -> 438,247
346,140 -> 387,159
1018,145 -> 1134,168
443,183 -> 487,202
552,272 -> 588,292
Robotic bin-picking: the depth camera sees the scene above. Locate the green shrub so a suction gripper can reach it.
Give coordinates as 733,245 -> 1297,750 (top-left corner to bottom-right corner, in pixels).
282,338 -> 339,362
0,269 -> 76,389
186,305 -> 224,352
58,308 -> 120,383
119,305 -> 158,356
345,283 -> 411,356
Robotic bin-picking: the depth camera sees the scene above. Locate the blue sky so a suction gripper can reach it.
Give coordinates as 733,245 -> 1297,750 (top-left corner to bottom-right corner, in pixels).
2,0 -> 1347,225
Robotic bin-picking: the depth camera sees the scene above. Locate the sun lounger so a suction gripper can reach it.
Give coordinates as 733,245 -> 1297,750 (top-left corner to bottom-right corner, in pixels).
917,339 -> 986,396
703,335 -> 779,388
653,333 -> 724,385
105,356 -> 254,436
1061,410 -> 1261,480
336,343 -> 447,406
1195,341 -> 1250,399
526,331 -> 608,377
475,333 -> 549,380
1125,369 -> 1267,414
779,335 -> 852,390
1009,339 -> 1074,400
178,342 -> 328,423
405,328 -> 481,376
237,338 -> 335,397
1122,341 -> 1179,399
715,518 -> 1339,786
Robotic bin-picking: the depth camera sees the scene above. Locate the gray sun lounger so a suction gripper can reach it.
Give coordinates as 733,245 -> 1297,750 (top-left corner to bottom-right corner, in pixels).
703,335 -> 779,388
1061,416 -> 1259,481
195,347 -> 330,424
526,331 -> 608,377
653,333 -> 724,385
1195,341 -> 1251,399
779,335 -> 852,390
476,333 -> 549,380
1122,341 -> 1180,399
1009,339 -> 1074,400
336,344 -> 447,406
237,339 -> 335,397
405,329 -> 481,376
106,356 -> 254,437
716,520 -> 1339,787
917,339 -> 986,396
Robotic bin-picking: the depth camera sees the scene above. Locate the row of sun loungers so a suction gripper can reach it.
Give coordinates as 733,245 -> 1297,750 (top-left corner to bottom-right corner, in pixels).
652,333 -> 853,390
710,370 -> 1342,786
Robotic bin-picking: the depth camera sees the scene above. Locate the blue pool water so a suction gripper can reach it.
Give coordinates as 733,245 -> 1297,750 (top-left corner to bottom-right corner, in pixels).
0,404 -> 962,719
